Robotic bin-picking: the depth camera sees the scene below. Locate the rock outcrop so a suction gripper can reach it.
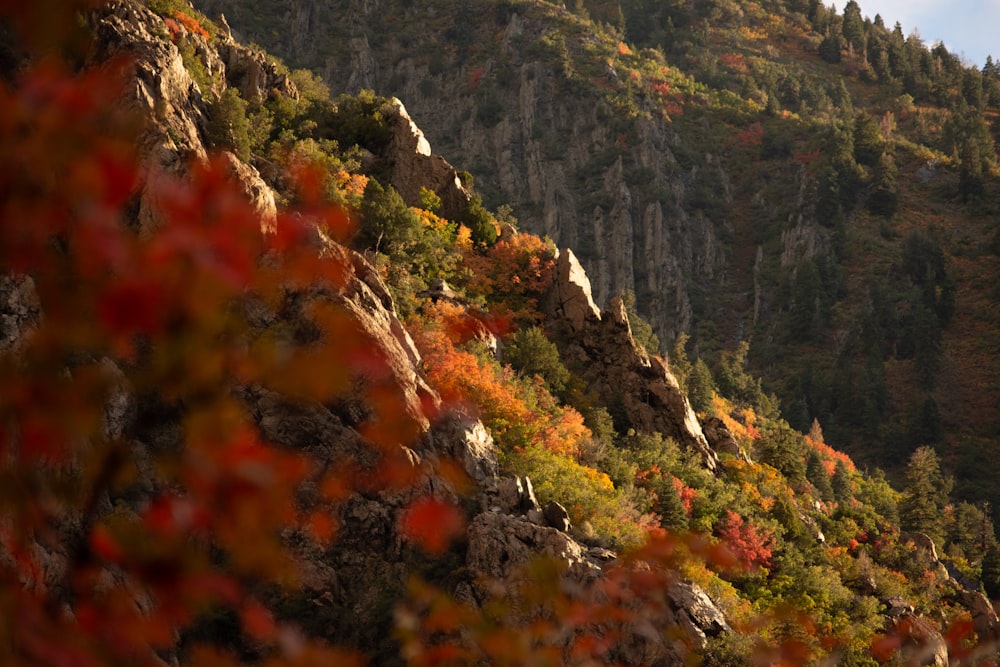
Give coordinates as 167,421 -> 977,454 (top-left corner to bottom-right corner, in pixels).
545,248 -> 720,471
1,6 -> 735,664
382,98 -> 472,221
214,38 -> 299,103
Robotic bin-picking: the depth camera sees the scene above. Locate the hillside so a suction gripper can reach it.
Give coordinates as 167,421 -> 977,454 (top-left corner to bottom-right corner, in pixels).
193,0 -> 1000,509
2,1 -> 1000,665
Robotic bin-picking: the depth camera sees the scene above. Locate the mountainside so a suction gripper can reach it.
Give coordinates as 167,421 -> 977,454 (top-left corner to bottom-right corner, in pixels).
4,1 -> 1000,665
194,0 -> 1000,507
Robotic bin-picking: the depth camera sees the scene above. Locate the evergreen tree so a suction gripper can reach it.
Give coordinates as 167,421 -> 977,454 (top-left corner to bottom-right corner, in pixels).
756,423 -> 807,486
983,543 -> 1000,598
357,178 -> 422,257
206,87 -> 251,161
841,0 -> 865,55
806,450 -> 834,501
853,112 -> 884,166
460,193 -> 499,246
687,358 -> 716,414
656,476 -> 689,532
669,333 -> 693,392
900,446 -> 952,546
947,502 -> 996,564
867,151 -> 898,218
505,327 -> 571,395
831,459 -> 853,505
623,290 -> 660,356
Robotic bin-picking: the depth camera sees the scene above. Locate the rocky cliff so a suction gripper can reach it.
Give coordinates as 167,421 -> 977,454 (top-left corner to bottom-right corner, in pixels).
194,0 -> 732,344
0,2 -> 735,663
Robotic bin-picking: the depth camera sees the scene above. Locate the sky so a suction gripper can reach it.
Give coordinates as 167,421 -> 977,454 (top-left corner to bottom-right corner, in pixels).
837,0 -> 1000,68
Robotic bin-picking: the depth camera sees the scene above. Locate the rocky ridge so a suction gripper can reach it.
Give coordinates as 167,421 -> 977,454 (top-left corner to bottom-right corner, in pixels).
0,2 -> 735,662
194,0 -> 733,342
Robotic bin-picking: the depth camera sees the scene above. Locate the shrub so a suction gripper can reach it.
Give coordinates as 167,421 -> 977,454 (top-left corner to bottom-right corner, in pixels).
206,87 -> 251,160
504,326 -> 571,394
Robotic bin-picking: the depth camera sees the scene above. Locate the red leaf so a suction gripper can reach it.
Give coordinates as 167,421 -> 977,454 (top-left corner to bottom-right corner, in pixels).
89,524 -> 123,563
241,599 -> 276,642
98,279 -> 164,335
399,497 -> 465,555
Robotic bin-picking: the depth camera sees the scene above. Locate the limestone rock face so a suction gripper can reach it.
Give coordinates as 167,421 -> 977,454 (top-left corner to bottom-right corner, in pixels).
218,150 -> 277,231
465,513 -> 733,664
700,415 -> 742,458
668,580 -> 732,642
467,512 -> 601,584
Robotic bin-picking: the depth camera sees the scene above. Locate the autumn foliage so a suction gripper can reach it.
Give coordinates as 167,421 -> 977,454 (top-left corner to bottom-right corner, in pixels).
3,3 -> 999,666
0,8 -> 434,665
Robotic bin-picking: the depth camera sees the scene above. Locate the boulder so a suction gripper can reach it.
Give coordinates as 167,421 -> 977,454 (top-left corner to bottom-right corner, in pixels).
543,501 -> 571,532
0,275 -> 39,354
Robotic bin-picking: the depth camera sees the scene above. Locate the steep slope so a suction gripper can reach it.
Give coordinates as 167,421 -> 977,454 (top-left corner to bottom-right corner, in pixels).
195,0 -> 1000,507
6,1 -> 1000,664
1,2 -> 747,664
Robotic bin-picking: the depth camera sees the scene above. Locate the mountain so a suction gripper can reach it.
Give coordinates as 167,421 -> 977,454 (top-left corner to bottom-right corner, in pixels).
192,0 -> 1000,509
3,1 -> 1000,665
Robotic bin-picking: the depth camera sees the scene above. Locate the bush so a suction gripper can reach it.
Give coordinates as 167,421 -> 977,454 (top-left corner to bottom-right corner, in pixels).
504,326 -> 571,394
507,445 -> 652,547
206,88 -> 251,160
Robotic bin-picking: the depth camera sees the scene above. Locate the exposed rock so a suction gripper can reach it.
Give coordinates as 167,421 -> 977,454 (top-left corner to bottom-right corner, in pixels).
546,266 -> 719,470
550,284 -> 719,470
0,275 -> 39,354
887,611 -> 949,667
382,98 -> 472,221
466,512 -> 601,585
466,512 -> 731,665
904,532 -> 940,562
668,580 -> 732,640
418,278 -> 462,303
426,412 -> 499,490
217,150 -> 277,232
546,248 -> 601,332
543,501 -> 571,532
700,415 -> 741,458
956,588 -> 1000,646
88,1 -> 210,234
214,40 -> 299,103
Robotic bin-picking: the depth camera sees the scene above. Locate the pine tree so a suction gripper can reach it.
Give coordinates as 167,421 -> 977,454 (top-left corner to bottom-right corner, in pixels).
657,477 -> 689,532
687,358 -> 716,414
900,446 -> 952,546
983,543 -> 1000,599
841,1 -> 865,55
806,450 -> 834,501
831,460 -> 853,505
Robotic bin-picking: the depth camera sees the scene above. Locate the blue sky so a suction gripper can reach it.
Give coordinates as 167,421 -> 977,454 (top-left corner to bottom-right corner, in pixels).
838,0 -> 1000,68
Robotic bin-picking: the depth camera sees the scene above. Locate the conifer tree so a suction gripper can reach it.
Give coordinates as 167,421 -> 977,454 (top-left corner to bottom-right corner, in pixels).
983,543 -> 1000,599
841,1 -> 865,55
900,446 -> 952,546
806,450 -> 834,502
831,459 -> 853,505
657,477 -> 689,532
687,358 -> 716,414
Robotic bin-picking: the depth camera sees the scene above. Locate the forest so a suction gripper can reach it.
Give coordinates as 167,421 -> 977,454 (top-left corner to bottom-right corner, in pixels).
1,0 -> 999,665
